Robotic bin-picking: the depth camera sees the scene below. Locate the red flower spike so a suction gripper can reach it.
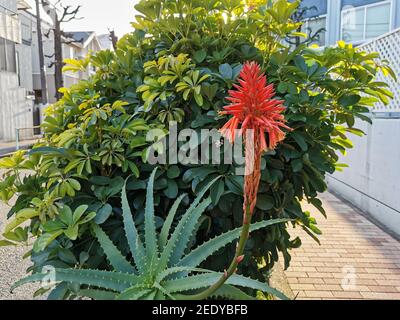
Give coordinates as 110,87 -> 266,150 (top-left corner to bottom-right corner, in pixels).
220,61 -> 289,150
220,61 -> 291,215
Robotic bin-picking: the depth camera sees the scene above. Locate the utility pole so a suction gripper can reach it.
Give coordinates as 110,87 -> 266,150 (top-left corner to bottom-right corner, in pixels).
35,0 -> 48,106
43,1 -> 64,100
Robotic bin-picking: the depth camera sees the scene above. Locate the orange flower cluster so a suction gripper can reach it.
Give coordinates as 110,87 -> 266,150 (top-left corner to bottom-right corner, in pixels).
220,61 -> 290,216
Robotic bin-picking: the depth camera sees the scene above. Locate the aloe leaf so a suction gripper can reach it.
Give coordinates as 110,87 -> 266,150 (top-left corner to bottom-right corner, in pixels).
154,291 -> 166,300
12,269 -> 140,293
164,272 -> 288,300
159,193 -> 186,249
116,287 -> 151,300
179,218 -> 290,268
163,272 -> 221,294
144,168 -> 159,261
158,198 -> 211,271
227,274 -> 288,300
156,267 -> 212,283
77,289 -> 118,300
92,224 -> 136,274
143,289 -> 158,300
169,197 -> 212,266
208,284 -> 256,300
157,177 -> 219,272
121,180 -> 147,273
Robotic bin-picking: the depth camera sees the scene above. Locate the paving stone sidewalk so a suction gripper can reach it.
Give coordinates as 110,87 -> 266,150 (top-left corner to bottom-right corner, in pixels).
0,138 -> 40,157
284,192 -> 400,300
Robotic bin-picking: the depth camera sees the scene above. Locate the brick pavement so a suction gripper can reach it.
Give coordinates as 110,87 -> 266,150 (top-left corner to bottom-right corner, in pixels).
284,192 -> 400,300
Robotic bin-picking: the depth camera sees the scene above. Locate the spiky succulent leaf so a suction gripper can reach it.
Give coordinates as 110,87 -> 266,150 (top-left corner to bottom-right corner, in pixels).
156,267 -> 211,283
155,290 -> 166,300
164,273 -> 288,300
12,269 -> 141,293
143,289 -> 158,300
92,224 -> 136,274
179,218 -> 290,268
158,198 -> 211,271
226,274 -> 288,300
77,289 -> 118,300
168,198 -> 212,266
157,177 -> 219,272
209,285 -> 256,300
116,287 -> 152,300
159,193 -> 186,249
172,284 -> 255,300
144,168 -> 158,262
121,180 -> 147,273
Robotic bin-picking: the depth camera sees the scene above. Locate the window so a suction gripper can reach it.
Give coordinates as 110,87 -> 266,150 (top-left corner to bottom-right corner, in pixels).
0,36 -> 17,73
341,1 -> 392,42
301,16 -> 327,47
0,37 -> 6,71
34,89 -> 43,105
5,39 -> 16,73
21,20 -> 32,45
366,3 -> 391,38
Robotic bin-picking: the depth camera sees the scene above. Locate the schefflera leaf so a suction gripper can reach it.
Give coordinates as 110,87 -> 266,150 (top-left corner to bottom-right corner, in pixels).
13,168 -> 289,300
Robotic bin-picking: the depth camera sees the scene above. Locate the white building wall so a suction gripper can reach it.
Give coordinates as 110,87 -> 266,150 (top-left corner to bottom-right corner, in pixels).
327,118 -> 400,236
1,0 -> 34,141
0,71 -> 33,141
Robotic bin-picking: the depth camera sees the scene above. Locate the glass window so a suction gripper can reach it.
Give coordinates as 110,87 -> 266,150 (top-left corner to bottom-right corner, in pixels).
341,1 -> 392,42
5,39 -> 16,73
366,2 -> 391,39
0,37 -> 6,71
21,21 -> 32,44
342,8 -> 364,42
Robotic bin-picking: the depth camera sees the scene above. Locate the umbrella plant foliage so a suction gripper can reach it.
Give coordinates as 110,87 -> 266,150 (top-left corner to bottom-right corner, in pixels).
12,169 -> 288,300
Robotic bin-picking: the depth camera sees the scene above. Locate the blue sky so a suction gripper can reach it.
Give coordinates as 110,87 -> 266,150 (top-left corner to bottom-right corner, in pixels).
26,0 -> 138,37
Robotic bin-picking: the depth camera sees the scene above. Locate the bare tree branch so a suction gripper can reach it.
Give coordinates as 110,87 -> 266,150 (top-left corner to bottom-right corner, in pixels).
39,0 -> 83,100
44,29 -> 52,38
59,4 -> 82,23
108,28 -> 118,50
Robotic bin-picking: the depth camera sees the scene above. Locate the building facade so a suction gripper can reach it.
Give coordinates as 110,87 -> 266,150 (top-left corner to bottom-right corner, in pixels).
299,0 -> 400,46
1,0 -> 103,141
0,0 -> 34,141
26,11 -> 102,103
61,31 -> 102,94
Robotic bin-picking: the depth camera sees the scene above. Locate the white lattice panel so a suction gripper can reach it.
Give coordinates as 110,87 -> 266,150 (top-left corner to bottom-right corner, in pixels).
359,28 -> 400,113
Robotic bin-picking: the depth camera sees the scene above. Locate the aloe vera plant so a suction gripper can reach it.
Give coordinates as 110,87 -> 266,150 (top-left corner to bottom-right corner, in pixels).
12,169 -> 288,300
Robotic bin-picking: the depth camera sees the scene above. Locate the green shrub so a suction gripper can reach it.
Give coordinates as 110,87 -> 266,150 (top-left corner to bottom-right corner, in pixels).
0,0 -> 394,298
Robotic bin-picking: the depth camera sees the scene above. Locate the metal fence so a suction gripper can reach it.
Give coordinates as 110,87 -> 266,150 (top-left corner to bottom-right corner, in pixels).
15,126 -> 41,150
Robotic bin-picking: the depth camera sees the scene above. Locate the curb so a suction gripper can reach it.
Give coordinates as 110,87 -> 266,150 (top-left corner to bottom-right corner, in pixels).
269,262 -> 295,300
0,144 -> 34,159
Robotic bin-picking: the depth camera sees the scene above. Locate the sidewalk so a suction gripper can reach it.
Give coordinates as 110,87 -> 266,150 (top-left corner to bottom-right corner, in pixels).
285,192 -> 400,300
0,138 -> 40,157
